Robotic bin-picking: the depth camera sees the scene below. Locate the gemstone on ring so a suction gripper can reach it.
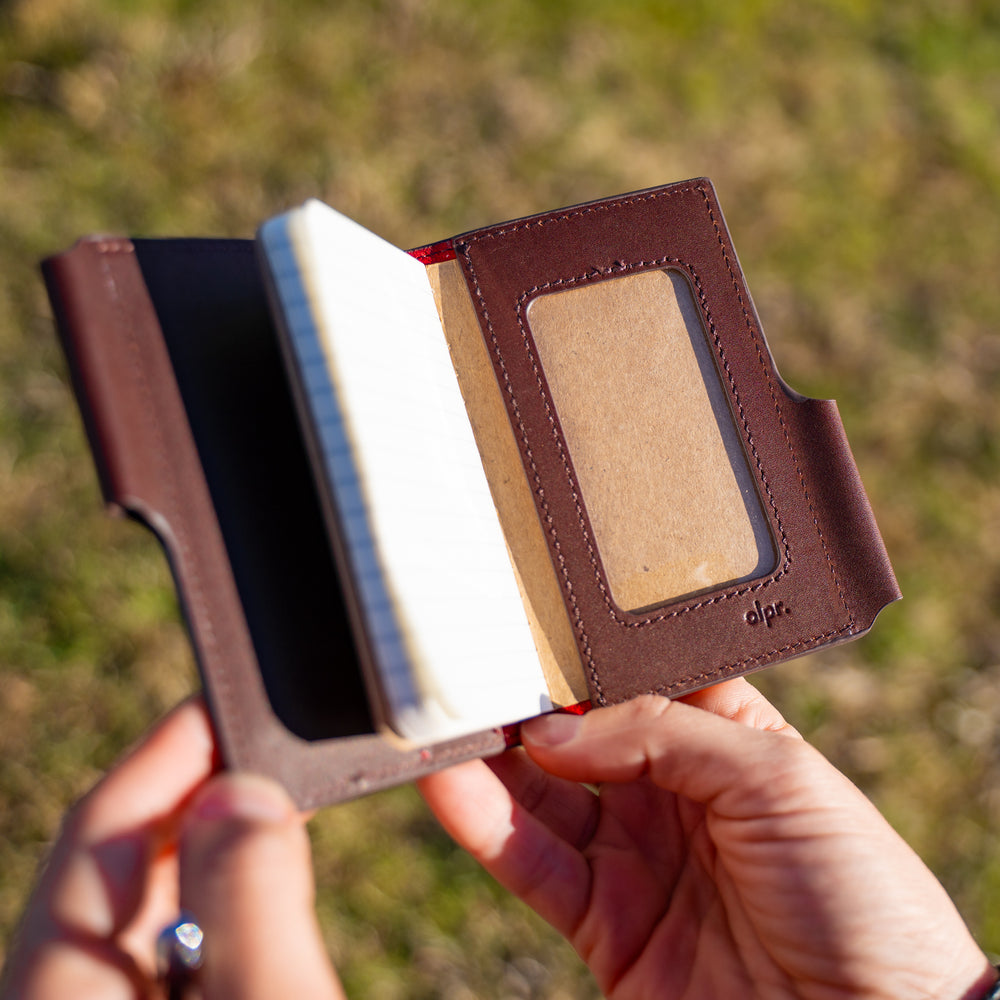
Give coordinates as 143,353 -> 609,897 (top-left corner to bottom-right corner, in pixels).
157,911 -> 204,976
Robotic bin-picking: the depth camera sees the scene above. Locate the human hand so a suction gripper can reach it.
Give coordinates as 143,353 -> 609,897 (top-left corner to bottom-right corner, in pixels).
1,699 -> 345,1000
419,680 -> 995,1000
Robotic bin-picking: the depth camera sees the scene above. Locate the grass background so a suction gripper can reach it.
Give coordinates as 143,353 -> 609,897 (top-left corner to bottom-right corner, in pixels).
1,0 -> 999,995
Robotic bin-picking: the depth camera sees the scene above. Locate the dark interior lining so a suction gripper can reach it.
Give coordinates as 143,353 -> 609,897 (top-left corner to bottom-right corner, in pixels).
134,239 -> 372,740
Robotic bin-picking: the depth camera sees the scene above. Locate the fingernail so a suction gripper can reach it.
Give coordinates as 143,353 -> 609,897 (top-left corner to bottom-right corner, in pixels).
191,774 -> 293,824
522,711 -> 583,747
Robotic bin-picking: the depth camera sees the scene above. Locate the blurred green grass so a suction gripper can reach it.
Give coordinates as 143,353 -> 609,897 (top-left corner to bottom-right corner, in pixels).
2,0 -> 1000,993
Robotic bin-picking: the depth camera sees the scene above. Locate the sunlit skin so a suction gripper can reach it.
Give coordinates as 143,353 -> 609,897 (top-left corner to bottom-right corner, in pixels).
2,683 -> 994,1000
420,682 -> 995,1000
0,700 -> 345,1000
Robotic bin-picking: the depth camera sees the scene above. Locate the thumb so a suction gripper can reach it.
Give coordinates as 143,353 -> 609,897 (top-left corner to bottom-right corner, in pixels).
178,773 -> 345,1000
520,694 -> 829,819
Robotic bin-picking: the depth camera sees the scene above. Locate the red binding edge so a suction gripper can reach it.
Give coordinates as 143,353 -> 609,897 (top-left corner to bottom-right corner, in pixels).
501,700 -> 592,748
407,233 -> 589,749
408,240 -> 457,265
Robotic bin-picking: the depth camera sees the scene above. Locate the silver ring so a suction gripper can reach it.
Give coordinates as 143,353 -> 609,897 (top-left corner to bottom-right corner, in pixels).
157,911 -> 204,997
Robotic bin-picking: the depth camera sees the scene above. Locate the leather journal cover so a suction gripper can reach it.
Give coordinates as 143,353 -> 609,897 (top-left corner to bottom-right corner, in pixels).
41,178 -> 900,808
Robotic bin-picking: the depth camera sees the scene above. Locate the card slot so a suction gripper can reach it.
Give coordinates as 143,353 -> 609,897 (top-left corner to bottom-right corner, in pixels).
133,240 -> 375,742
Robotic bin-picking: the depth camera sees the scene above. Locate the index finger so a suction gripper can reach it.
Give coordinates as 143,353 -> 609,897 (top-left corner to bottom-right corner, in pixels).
520,694 -> 817,819
31,698 -> 216,936
3,698 -> 218,998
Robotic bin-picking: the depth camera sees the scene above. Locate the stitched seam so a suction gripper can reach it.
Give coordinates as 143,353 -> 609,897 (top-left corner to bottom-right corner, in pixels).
457,239 -> 601,699
467,184 -> 701,241
460,184 -> 790,631
96,242 -> 236,753
645,622 -> 855,697
462,207 -> 794,625
696,186 -> 855,630
512,257 -> 791,629
457,188 -> 706,700
459,183 -> 856,698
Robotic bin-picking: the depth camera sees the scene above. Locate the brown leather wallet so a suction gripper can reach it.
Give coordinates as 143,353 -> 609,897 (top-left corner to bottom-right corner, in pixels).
41,178 -> 900,807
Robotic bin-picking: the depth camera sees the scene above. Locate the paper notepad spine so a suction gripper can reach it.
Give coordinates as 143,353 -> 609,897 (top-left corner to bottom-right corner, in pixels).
257,203 -> 550,742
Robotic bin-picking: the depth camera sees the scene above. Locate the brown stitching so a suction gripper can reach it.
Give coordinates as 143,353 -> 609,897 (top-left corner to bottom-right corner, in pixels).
98,244 -> 220,648
460,183 -> 857,696
696,186 -> 855,630
457,239 -> 603,698
645,622 -> 855,697
459,185 -> 790,631
463,185 -> 699,244
513,259 -> 792,629
456,192 -> 700,700
96,244 -> 237,754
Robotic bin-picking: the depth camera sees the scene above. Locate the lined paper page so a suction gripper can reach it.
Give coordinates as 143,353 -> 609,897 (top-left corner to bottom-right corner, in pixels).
259,201 -> 550,741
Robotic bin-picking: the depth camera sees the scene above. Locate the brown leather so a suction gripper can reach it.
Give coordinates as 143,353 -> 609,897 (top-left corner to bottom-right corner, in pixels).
42,238 -> 506,809
41,179 -> 899,806
454,178 -> 900,705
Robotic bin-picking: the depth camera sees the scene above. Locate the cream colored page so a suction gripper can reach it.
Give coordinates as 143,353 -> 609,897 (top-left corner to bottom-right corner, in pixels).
526,269 -> 774,612
274,202 -> 551,740
426,259 -> 588,706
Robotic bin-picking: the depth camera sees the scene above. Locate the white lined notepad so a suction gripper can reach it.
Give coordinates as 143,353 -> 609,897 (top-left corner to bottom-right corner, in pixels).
259,201 -> 550,742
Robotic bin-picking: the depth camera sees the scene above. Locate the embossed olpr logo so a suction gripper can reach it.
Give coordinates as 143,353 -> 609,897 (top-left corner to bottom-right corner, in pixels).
745,599 -> 791,627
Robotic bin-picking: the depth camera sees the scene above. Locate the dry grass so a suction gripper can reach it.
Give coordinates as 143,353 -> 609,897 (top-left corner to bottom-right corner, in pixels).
2,0 -> 1000,991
